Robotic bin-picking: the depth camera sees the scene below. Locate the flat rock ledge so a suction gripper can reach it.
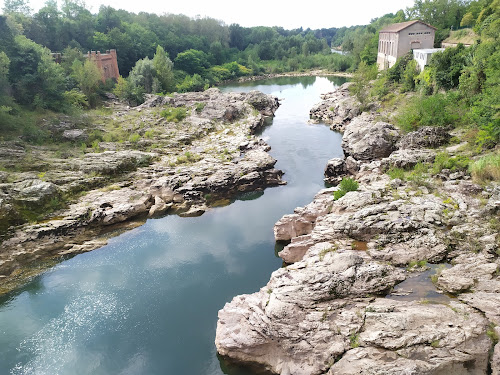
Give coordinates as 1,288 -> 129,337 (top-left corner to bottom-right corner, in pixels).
216,85 -> 500,374
0,89 -> 284,279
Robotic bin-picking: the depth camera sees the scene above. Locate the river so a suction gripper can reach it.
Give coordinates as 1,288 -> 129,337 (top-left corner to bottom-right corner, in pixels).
0,76 -> 347,375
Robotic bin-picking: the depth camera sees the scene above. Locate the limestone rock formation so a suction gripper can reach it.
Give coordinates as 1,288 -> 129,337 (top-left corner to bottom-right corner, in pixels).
341,114 -> 400,161
216,247 -> 405,375
0,89 -> 283,279
399,126 -> 451,149
309,82 -> 361,132
217,83 -> 499,374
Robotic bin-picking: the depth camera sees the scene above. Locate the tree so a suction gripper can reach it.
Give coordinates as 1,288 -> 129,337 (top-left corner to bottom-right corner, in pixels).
0,52 -> 11,104
461,12 -> 475,27
2,0 -> 31,15
9,35 -> 66,110
174,49 -> 209,75
71,59 -> 102,107
128,57 -> 155,93
152,45 -> 174,93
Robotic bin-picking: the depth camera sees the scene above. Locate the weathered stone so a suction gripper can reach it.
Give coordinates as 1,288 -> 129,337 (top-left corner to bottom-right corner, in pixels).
399,126 -> 451,149
436,253 -> 499,294
148,196 -> 172,217
12,179 -> 61,204
74,150 -> 154,175
274,188 -> 335,242
381,149 -> 436,170
324,158 -> 346,184
0,89 -> 285,280
330,299 -> 491,375
216,249 -> 405,375
309,82 -> 361,132
342,114 -> 400,161
62,129 -> 88,142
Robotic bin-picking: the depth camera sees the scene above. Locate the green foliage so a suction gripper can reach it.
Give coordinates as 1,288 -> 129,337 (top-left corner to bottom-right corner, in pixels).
350,333 -> 360,348
469,152 -> 500,183
161,106 -> 187,122
128,133 -> 141,143
401,59 -> 418,92
152,45 -> 174,93
394,92 -> 462,132
333,178 -> 359,200
71,59 -> 102,108
428,44 -> 468,90
9,35 -> 67,111
176,73 -> 206,93
407,260 -> 428,270
128,57 -> 155,94
174,49 -> 209,75
63,89 -> 89,109
387,52 -> 415,84
350,61 -> 378,108
195,102 -> 206,113
432,152 -> 470,174
487,323 -> 499,345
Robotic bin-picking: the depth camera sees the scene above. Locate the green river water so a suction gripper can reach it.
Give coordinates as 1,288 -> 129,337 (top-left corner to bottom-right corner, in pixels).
0,76 -> 347,375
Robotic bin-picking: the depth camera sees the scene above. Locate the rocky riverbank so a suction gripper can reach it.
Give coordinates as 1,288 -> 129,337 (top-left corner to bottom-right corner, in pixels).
0,88 -> 284,288
216,86 -> 500,374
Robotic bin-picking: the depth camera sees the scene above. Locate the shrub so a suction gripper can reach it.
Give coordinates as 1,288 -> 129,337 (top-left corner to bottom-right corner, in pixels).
394,92 -> 462,132
432,152 -> 470,174
161,107 -> 188,122
334,178 -> 359,200
469,152 -> 500,182
195,102 -> 206,113
129,133 -> 141,143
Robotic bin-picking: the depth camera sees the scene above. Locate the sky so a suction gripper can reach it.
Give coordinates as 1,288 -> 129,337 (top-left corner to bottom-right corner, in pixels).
5,0 -> 416,29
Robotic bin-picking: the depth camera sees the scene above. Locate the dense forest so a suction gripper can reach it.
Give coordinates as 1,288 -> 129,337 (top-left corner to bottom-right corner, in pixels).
0,0 -> 498,150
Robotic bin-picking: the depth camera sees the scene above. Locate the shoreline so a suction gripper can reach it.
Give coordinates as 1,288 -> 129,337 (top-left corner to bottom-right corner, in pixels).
215,83 -> 500,374
0,89 -> 285,294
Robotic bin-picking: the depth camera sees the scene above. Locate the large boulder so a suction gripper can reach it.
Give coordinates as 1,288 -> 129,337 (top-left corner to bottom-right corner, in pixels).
324,158 -> 346,184
381,149 -> 436,170
342,114 -> 400,161
274,188 -> 336,242
12,179 -> 61,205
330,299 -> 491,375
399,126 -> 451,149
216,248 -> 405,375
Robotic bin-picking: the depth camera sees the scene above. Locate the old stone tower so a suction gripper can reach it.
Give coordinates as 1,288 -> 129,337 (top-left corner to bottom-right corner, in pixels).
87,49 -> 120,81
377,20 -> 436,70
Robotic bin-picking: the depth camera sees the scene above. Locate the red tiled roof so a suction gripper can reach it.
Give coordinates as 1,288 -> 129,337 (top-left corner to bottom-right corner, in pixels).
380,20 -> 437,33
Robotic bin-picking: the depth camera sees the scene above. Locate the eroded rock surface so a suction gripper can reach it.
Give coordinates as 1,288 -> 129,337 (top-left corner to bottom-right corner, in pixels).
0,89 -> 283,279
309,82 -> 361,132
217,84 -> 499,374
341,113 -> 400,161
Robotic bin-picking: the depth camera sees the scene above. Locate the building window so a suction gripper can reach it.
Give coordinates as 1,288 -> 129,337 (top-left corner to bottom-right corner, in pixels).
409,32 -> 415,36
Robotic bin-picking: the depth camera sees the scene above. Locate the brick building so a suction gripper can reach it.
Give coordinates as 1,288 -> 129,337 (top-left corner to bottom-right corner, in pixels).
87,49 -> 120,82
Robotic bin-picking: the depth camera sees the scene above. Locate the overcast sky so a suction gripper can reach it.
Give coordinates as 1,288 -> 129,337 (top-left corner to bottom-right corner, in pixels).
6,0 -> 416,29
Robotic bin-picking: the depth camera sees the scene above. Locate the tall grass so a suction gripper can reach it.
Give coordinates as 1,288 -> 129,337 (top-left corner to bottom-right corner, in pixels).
470,152 -> 500,182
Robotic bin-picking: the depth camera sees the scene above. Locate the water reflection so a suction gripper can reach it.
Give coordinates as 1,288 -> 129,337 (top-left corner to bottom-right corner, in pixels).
0,76 -> 346,375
